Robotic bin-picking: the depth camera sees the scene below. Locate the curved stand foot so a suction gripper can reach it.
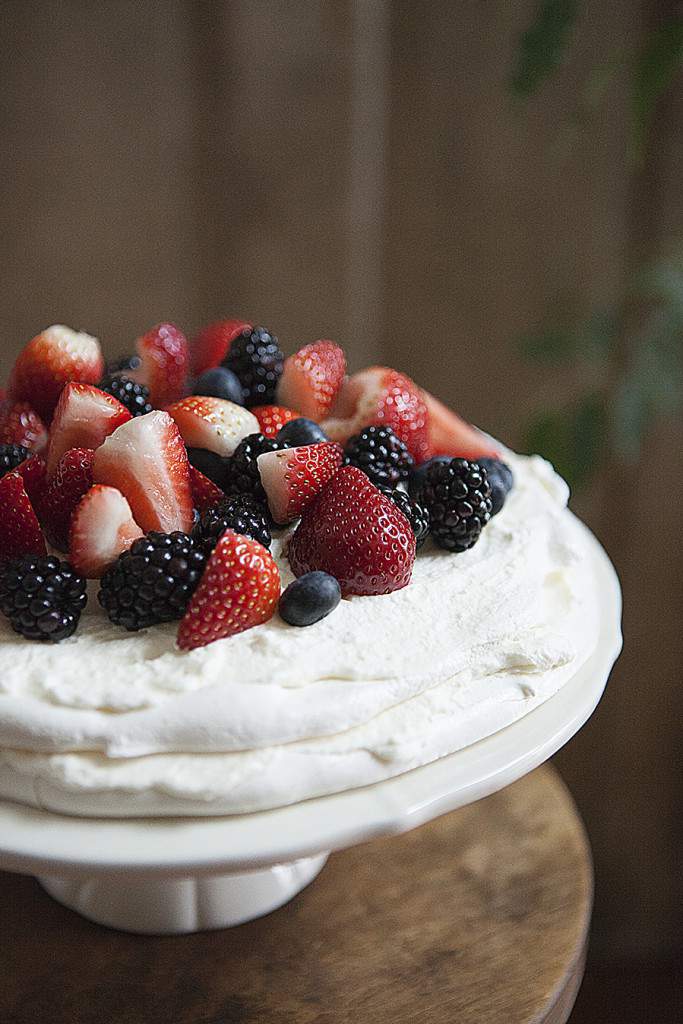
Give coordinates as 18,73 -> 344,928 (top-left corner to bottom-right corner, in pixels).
39,853 -> 329,934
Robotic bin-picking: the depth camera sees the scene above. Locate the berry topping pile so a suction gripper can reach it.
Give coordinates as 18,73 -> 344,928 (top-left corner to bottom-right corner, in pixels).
0,317 -> 514,646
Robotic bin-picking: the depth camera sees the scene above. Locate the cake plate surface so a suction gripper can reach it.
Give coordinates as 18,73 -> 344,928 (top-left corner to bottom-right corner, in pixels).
0,524 -> 622,934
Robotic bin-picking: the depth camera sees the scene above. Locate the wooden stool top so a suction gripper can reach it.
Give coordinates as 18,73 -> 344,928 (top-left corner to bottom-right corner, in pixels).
1,764 -> 592,1024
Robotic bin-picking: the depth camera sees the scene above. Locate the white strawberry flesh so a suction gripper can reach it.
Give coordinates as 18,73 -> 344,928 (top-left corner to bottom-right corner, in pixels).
167,396 -> 259,457
70,485 -> 144,579
257,442 -> 343,524
47,383 -> 132,476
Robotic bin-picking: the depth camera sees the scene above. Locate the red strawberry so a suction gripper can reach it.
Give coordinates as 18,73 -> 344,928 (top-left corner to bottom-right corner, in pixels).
190,465 -> 224,514
8,326 -> 104,422
178,529 -> 280,650
16,453 -> 48,513
133,322 -> 189,408
251,404 -> 301,439
46,383 -> 132,476
41,448 -> 95,551
323,366 -> 431,463
420,390 -> 500,461
0,401 -> 48,453
70,485 -> 144,579
0,471 -> 46,562
93,411 -> 194,534
288,465 -> 415,596
257,442 -> 343,524
166,395 -> 258,457
191,319 -> 252,377
277,341 -> 346,421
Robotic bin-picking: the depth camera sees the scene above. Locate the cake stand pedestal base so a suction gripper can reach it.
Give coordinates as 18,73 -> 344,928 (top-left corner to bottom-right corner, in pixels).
38,852 -> 329,935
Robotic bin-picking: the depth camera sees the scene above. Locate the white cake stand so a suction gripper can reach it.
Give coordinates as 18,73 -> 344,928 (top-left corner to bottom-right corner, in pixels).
0,528 -> 622,935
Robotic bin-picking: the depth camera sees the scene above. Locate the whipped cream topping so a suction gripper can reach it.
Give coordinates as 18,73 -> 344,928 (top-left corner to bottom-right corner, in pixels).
0,451 -> 600,816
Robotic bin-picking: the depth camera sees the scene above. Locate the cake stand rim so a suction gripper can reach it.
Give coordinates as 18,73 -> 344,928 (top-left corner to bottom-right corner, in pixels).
0,518 -> 622,878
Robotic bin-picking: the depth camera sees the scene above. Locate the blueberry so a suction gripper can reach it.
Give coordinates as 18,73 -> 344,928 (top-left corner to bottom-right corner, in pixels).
277,417 -> 329,448
477,458 -> 514,516
279,571 -> 341,627
193,366 -> 244,406
186,447 -> 231,490
408,456 -> 452,499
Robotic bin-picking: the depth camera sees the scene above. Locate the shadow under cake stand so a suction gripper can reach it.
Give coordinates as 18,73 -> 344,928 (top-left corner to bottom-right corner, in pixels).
0,525 -> 622,934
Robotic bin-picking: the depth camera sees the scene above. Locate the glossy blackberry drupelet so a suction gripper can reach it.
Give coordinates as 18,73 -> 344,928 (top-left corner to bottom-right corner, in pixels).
408,455 -> 451,499
193,494 -> 271,555
377,485 -> 430,549
222,433 -> 280,505
344,426 -> 414,488
276,417 -> 328,447
0,444 -> 32,479
193,366 -> 244,405
477,457 -> 514,516
99,532 -> 206,631
279,571 -> 341,627
98,374 -> 153,417
0,555 -> 87,642
418,458 -> 492,552
222,326 -> 284,407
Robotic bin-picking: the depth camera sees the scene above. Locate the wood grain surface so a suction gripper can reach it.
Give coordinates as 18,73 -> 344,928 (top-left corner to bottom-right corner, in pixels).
0,765 -> 592,1024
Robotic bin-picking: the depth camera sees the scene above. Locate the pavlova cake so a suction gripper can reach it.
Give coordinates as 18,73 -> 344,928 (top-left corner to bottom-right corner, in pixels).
0,322 -> 598,816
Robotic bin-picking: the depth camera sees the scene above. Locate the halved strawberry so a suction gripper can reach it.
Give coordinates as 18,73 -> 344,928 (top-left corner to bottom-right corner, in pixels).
277,341 -> 346,421
93,411 -> 194,534
166,395 -> 258,457
190,465 -> 224,514
41,448 -> 95,551
251,404 -> 301,439
0,401 -> 48,453
8,326 -> 104,422
420,390 -> 500,461
322,366 -> 431,463
288,465 -> 415,596
191,319 -> 252,377
133,322 -> 189,408
16,454 -> 48,514
0,471 -> 46,563
70,485 -> 144,578
257,442 -> 343,524
46,383 -> 132,476
177,529 -> 280,650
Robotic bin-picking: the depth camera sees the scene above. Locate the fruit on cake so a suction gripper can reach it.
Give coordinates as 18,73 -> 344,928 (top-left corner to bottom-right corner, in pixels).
0,322 -> 599,816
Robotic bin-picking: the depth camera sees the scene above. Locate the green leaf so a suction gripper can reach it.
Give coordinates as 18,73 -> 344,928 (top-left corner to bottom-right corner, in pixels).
510,0 -> 579,96
525,393 -> 606,491
519,327 -> 577,364
633,15 -> 683,161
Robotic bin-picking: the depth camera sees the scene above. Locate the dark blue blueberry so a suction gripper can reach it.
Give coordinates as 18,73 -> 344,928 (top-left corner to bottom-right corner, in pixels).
408,455 -> 452,499
186,447 -> 231,490
277,417 -> 329,448
279,571 -> 341,627
193,366 -> 244,406
477,458 -> 514,516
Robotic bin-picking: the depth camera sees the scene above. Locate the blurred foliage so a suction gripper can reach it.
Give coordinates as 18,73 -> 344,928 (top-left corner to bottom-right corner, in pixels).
511,3 -> 683,490
520,255 -> 683,488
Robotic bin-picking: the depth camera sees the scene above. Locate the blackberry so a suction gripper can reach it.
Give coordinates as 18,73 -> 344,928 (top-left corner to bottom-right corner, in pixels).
99,374 -> 153,417
106,354 -> 142,375
0,444 -> 32,480
194,494 -> 271,555
223,326 -> 284,407
377,485 -> 430,549
408,456 -> 451,499
344,426 -> 414,488
223,433 -> 280,505
98,532 -> 206,631
418,458 -> 492,553
0,555 -> 87,642
477,457 -> 514,517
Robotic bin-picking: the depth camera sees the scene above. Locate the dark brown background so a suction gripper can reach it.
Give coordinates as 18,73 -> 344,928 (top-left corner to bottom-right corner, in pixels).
0,0 -> 680,1012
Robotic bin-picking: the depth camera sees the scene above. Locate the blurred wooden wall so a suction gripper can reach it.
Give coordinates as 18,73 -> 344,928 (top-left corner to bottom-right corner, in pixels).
0,0 -> 680,959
